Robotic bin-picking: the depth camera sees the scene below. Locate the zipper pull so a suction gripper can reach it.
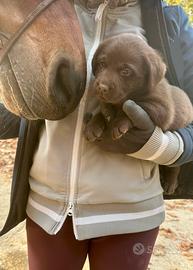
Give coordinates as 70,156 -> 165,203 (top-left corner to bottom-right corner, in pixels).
67,202 -> 74,216
95,0 -> 109,22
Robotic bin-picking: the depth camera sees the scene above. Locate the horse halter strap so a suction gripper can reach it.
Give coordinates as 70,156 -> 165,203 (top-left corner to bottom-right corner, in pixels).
0,0 -> 59,65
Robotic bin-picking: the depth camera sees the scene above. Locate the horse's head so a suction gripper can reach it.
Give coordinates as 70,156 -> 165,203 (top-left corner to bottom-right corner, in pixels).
0,0 -> 86,120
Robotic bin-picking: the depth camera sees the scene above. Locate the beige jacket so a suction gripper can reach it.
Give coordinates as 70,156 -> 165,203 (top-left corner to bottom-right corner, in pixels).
26,0 -> 167,240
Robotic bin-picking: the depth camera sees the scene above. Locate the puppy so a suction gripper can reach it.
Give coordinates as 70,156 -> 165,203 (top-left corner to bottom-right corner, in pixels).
85,33 -> 193,194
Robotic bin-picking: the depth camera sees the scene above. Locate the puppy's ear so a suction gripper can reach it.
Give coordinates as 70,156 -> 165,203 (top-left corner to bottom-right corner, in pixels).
144,49 -> 166,90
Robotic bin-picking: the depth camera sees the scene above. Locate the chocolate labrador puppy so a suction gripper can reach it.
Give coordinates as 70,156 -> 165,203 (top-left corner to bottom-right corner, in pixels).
84,33 -> 193,194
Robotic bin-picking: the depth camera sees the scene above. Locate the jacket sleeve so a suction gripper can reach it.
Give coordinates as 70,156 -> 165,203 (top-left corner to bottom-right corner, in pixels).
171,7 -> 193,166
0,103 -> 21,139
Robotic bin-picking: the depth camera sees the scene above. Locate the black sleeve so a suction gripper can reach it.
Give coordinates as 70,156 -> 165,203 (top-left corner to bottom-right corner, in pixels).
171,7 -> 193,165
0,103 -> 21,139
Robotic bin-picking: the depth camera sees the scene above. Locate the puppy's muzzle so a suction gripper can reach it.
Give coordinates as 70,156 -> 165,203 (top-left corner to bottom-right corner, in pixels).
96,83 -> 109,99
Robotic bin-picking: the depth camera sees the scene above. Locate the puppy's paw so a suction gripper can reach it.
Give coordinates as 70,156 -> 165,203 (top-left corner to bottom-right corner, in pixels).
163,180 -> 178,195
84,114 -> 106,142
100,103 -> 116,122
160,166 -> 180,195
111,117 -> 131,140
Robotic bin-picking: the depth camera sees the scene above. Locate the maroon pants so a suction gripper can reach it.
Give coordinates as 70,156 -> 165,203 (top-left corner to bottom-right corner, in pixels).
26,217 -> 159,270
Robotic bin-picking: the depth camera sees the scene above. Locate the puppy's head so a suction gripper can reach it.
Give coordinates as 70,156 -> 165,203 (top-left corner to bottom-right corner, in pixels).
92,33 -> 166,104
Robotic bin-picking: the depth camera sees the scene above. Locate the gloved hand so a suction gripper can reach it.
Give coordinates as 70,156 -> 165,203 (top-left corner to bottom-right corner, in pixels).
94,99 -> 183,166
95,100 -> 155,154
122,100 -> 155,152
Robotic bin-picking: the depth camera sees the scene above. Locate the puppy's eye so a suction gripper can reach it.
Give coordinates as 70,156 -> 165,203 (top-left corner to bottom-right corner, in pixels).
120,68 -> 132,77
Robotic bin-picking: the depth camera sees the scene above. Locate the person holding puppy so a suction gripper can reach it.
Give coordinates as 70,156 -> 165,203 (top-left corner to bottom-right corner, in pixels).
1,0 -> 193,269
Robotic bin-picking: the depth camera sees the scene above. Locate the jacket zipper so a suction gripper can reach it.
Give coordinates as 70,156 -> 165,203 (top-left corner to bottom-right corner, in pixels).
67,0 -> 109,216
67,201 -> 73,216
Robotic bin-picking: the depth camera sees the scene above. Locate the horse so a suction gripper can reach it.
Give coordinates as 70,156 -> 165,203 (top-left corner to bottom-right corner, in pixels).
0,0 -> 86,120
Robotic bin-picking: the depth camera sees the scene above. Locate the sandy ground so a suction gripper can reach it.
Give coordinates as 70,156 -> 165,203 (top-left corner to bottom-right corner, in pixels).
1,139 -> 193,270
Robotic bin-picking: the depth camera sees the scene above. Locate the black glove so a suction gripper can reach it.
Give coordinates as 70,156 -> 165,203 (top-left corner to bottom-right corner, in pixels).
95,100 -> 155,154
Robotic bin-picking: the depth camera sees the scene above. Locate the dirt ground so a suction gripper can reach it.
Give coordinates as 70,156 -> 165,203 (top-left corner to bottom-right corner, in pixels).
1,139 -> 193,270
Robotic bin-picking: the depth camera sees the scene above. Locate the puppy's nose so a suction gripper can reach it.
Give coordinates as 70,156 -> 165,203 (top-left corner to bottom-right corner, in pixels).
97,84 -> 109,96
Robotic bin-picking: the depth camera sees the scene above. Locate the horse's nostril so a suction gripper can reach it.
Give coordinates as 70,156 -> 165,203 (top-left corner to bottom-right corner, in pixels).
47,51 -> 86,118
57,63 -> 69,84
55,62 -> 72,100
48,53 -> 75,106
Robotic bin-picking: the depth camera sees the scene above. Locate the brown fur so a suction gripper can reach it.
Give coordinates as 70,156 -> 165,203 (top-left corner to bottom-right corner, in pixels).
0,0 -> 86,120
86,33 -> 193,194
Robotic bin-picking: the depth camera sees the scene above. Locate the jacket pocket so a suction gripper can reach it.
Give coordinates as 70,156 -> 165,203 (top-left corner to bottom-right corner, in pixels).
140,160 -> 157,181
